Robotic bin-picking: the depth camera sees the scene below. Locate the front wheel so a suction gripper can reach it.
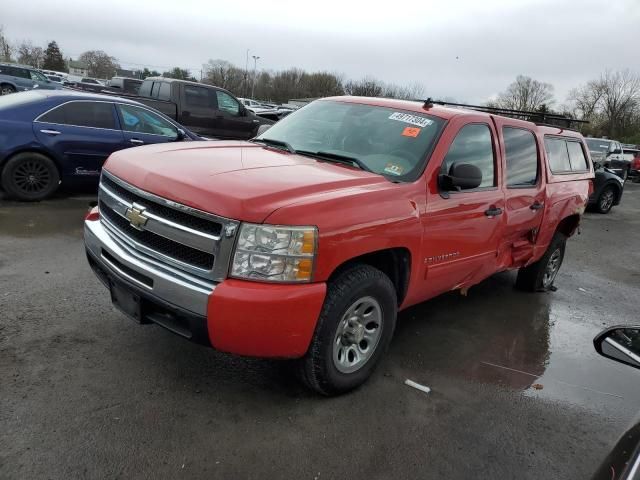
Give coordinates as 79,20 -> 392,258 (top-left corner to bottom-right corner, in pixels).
297,265 -> 397,395
516,233 -> 566,292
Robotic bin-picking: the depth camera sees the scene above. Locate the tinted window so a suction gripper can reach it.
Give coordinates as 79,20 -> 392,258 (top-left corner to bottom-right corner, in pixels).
30,70 -> 48,82
585,138 -> 611,154
503,127 -> 538,187
139,81 -> 152,97
441,124 -> 495,188
150,82 -> 161,98
158,82 -> 171,101
118,104 -> 177,137
216,91 -> 240,115
184,85 -> 215,107
566,141 -> 589,171
545,137 -> 572,172
38,101 -> 117,129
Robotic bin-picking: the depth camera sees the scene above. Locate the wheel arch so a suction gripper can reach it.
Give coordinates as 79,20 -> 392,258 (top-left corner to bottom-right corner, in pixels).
555,213 -> 581,238
0,80 -> 19,91
327,247 -> 411,306
1,148 -> 62,175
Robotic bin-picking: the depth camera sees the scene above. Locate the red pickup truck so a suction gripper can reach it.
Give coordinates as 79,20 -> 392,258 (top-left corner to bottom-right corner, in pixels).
84,97 -> 594,395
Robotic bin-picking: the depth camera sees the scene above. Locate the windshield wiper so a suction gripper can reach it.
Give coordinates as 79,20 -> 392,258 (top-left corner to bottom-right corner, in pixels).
250,137 -> 296,154
296,150 -> 373,173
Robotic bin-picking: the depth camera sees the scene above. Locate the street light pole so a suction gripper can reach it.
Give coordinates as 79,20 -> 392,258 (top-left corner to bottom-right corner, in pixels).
245,49 -> 249,97
251,55 -> 260,99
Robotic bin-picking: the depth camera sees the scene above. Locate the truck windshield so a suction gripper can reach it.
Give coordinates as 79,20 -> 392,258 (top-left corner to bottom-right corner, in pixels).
585,138 -> 611,154
255,100 -> 445,180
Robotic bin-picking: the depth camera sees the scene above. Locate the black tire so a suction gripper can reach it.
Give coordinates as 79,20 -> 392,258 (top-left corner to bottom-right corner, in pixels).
297,265 -> 397,396
516,233 -> 566,292
595,185 -> 616,214
0,83 -> 16,95
1,152 -> 60,201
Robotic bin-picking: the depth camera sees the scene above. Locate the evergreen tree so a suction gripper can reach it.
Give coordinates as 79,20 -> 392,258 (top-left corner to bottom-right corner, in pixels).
43,41 -> 66,72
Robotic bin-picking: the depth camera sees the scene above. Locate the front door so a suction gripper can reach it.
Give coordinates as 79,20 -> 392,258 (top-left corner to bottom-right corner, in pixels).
116,103 -> 181,148
34,100 -> 124,180
422,119 -> 506,298
179,84 -> 224,138
214,90 -> 257,139
492,118 -> 545,267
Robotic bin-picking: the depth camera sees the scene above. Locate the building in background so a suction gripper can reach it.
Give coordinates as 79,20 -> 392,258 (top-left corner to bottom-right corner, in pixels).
67,59 -> 88,77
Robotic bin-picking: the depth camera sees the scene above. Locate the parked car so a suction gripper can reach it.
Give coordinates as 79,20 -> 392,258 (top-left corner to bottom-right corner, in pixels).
591,326 -> 640,480
46,75 -> 63,84
0,63 -> 64,95
586,137 -> 630,181
84,97 -> 594,395
40,69 -> 68,80
0,90 -> 201,201
623,145 -> 640,183
587,161 -> 625,214
100,77 -> 274,139
106,77 -> 143,95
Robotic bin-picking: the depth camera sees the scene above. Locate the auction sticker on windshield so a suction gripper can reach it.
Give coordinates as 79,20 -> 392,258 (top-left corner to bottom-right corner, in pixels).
388,112 -> 433,128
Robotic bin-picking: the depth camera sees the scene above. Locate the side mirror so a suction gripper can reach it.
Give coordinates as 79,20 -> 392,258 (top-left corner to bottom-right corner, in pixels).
593,161 -> 602,170
594,326 -> 640,370
176,128 -> 187,141
439,163 -> 483,191
255,124 -> 272,136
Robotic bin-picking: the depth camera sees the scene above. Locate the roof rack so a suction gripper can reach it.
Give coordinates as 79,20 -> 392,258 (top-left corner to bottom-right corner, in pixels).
420,98 -> 589,129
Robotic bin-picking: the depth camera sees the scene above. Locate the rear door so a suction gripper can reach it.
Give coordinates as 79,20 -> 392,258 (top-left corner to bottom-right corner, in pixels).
115,103 -> 180,147
214,89 -> 258,139
422,118 -> 506,297
492,117 -> 545,267
34,100 -> 124,178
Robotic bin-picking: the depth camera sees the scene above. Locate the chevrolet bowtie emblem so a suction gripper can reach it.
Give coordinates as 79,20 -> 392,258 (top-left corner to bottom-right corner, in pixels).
125,203 -> 148,230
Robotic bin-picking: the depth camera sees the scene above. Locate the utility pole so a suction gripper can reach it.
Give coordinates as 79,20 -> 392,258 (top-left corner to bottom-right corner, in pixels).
245,49 -> 249,97
251,55 -> 260,99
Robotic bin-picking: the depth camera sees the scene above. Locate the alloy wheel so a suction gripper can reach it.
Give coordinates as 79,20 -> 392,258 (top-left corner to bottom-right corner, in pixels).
599,189 -> 614,212
542,249 -> 562,288
332,296 -> 383,374
12,160 -> 51,195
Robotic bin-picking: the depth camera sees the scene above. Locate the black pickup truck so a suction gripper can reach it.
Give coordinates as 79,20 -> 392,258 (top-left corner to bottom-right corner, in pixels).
91,77 -> 274,139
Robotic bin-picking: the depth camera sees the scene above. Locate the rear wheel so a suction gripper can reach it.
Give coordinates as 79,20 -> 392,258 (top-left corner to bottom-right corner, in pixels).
1,152 -> 60,201
516,233 -> 566,292
0,84 -> 16,95
596,186 -> 616,214
297,265 -> 397,395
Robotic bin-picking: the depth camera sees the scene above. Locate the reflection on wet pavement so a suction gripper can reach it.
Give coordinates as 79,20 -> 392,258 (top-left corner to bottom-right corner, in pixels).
0,195 -> 96,238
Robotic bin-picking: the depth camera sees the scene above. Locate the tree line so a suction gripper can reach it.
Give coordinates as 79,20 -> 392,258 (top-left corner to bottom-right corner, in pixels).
1,26 -> 638,143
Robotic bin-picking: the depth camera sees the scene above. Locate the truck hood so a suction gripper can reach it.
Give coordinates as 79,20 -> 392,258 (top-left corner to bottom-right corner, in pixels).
103,141 -> 390,223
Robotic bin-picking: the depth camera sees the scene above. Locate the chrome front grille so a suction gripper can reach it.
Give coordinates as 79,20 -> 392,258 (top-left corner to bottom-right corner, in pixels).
98,170 -> 239,282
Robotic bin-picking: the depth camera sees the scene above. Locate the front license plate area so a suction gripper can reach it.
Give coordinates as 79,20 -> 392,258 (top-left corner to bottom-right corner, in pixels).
110,282 -> 144,323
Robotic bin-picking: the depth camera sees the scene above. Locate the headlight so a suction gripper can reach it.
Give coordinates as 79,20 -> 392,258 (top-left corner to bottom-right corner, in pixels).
230,223 -> 317,282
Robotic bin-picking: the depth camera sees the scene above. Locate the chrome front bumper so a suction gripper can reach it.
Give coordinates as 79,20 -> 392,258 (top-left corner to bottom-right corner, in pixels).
84,219 -> 215,317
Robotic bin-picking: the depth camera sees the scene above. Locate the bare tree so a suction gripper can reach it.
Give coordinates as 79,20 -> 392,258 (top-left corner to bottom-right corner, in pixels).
495,75 -> 554,111
0,26 -> 13,62
79,50 -> 120,79
203,59 -> 245,92
16,41 -> 44,68
344,77 -> 384,97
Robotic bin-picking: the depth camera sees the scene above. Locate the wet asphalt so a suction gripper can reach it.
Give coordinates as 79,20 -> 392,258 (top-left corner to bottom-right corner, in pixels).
1,184 -> 639,480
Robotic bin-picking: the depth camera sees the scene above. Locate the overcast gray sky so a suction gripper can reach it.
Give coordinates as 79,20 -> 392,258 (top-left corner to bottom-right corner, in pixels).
4,0 -> 639,103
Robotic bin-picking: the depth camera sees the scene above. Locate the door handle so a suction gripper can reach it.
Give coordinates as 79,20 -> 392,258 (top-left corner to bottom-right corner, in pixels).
40,129 -> 61,135
129,139 -> 144,145
484,206 -> 503,217
530,201 -> 544,210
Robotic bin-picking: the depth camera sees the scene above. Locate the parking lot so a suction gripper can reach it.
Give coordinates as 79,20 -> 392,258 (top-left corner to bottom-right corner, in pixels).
0,183 -> 639,479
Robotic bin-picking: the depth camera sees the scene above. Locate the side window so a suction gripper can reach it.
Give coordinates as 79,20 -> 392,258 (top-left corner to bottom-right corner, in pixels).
150,82 -> 161,98
38,101 -> 117,129
544,137 -> 572,173
184,85 -> 214,107
441,123 -> 495,189
14,68 -> 30,79
216,91 -> 240,116
566,141 -> 589,171
158,82 -> 171,101
503,127 -> 538,187
139,81 -> 152,97
117,104 -> 177,137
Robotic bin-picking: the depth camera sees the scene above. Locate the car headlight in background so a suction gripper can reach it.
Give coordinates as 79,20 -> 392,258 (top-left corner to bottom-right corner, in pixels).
230,223 -> 317,282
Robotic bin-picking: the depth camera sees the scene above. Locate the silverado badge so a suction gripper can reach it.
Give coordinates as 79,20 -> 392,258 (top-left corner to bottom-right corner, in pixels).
125,203 -> 148,230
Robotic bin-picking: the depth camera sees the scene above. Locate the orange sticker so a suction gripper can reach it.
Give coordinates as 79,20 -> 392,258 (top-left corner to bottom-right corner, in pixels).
402,127 -> 421,138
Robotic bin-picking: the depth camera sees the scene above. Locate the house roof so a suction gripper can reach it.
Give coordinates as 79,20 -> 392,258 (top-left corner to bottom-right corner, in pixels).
68,60 -> 88,69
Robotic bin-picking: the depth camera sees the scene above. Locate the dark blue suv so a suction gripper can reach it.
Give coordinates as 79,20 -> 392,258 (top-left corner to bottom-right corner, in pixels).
0,63 -> 64,95
0,90 -> 201,200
